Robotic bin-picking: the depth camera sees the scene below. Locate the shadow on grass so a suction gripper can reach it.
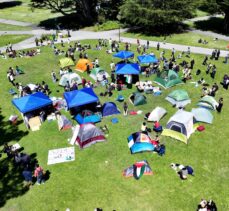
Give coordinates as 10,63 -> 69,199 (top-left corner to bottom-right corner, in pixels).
0,1 -> 22,9
194,17 -> 229,35
38,14 -> 95,30
0,109 -> 29,147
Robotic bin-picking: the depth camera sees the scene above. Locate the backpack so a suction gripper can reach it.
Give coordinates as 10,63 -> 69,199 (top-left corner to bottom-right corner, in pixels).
186,166 -> 194,175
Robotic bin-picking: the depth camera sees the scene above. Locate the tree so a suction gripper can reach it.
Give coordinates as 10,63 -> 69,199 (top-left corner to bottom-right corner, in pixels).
120,0 -> 197,34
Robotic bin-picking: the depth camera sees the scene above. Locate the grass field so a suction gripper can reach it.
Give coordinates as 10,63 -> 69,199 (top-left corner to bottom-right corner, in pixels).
0,40 -> 228,211
0,34 -> 32,47
122,32 -> 229,50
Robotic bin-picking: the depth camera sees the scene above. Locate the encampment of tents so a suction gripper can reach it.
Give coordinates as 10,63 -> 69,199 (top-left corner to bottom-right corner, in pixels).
113,50 -> 134,59
123,160 -> 153,180
162,110 -> 195,144
127,132 -> 154,154
102,102 -> 120,117
147,107 -> 167,122
191,108 -> 213,124
165,89 -> 191,108
64,87 -> 99,109
197,96 -> 218,110
70,123 -> 106,148
90,67 -> 109,82
59,73 -> 82,87
129,92 -> 147,106
154,70 -> 183,89
75,58 -> 93,73
59,58 -> 75,69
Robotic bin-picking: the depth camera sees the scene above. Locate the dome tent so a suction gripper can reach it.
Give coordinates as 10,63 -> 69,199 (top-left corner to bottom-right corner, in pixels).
90,67 -> 109,82
129,92 -> 147,106
75,59 -> 93,73
147,107 -> 167,122
59,73 -> 82,87
102,102 -> 120,117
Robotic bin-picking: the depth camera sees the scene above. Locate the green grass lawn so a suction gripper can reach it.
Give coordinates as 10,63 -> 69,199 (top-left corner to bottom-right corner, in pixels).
0,0 -> 62,24
0,23 -> 31,31
0,40 -> 228,210
122,32 -> 229,50
0,34 -> 32,47
194,9 -> 209,18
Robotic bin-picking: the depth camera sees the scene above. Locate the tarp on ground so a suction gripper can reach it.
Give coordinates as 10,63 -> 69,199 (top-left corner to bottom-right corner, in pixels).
165,89 -> 191,108
148,106 -> 167,122
59,57 -> 75,68
113,50 -> 134,59
129,92 -> 147,106
75,110 -> 101,124
75,58 -> 93,72
12,92 -> 52,114
115,63 -> 140,75
90,67 -> 110,82
102,102 -> 120,117
191,108 -> 213,124
154,70 -> 183,89
59,73 -> 82,86
64,88 -> 99,109
137,55 -> 158,64
70,123 -> 106,148
197,95 -> 218,110
127,132 -> 154,154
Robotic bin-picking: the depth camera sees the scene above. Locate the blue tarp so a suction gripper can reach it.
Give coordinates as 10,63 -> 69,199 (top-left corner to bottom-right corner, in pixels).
137,55 -> 158,64
115,63 -> 140,75
64,88 -> 99,109
113,51 -> 134,59
102,102 -> 120,117
12,92 -> 52,114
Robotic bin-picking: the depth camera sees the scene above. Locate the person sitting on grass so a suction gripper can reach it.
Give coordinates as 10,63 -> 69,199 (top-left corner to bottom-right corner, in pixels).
15,65 -> 24,75
153,121 -> 163,133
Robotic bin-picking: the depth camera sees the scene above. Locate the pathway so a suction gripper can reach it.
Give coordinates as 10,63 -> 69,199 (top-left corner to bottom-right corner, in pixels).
0,18 -> 34,27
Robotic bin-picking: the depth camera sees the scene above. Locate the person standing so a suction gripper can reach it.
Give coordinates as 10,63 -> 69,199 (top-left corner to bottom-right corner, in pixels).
190,58 -> 195,69
157,42 -> 160,51
216,97 -> 223,113
82,77 -> 86,88
123,101 -> 128,116
34,164 -> 45,185
51,71 -> 57,83
202,55 -> 208,65
7,72 -> 15,86
146,40 -> 149,49
216,49 -> 220,60
210,65 -> 216,79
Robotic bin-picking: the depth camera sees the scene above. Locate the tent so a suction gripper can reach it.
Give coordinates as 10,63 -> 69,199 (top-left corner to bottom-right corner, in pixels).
75,110 -> 101,124
127,132 -> 154,154
137,55 -> 158,64
191,108 -> 213,124
162,110 -> 195,144
123,160 -> 153,180
102,102 -> 120,117
59,73 -> 82,87
113,50 -> 134,59
12,92 -> 53,114
147,107 -> 167,122
57,115 -> 72,131
129,92 -> 147,106
165,89 -> 191,108
59,58 -> 74,68
154,70 -> 183,89
75,58 -> 93,72
64,88 -> 99,109
70,123 -> 106,148
197,96 -> 218,110
90,67 -> 109,82
115,63 -> 140,75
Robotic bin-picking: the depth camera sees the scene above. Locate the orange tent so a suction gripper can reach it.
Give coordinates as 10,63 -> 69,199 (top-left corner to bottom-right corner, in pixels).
75,59 -> 93,73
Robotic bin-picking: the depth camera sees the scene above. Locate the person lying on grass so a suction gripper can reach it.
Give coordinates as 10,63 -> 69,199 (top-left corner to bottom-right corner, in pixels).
170,163 -> 194,180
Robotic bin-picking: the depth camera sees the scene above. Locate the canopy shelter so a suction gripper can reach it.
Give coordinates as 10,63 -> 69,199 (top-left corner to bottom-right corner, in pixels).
59,73 -> 82,87
165,89 -> 191,108
129,92 -> 147,106
137,55 -> 158,64
90,67 -> 109,82
115,63 -> 140,75
147,106 -> 167,122
59,57 -> 74,69
162,110 -> 195,144
127,132 -> 154,154
154,70 -> 183,89
102,102 -> 120,117
75,58 -> 93,73
191,108 -> 213,124
197,96 -> 218,110
64,88 -> 99,109
113,50 -> 134,59
12,92 -> 52,114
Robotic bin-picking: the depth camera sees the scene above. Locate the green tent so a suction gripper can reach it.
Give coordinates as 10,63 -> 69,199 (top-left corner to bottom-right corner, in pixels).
59,58 -> 75,69
154,70 -> 183,89
90,67 -> 109,82
129,92 -> 147,106
197,96 -> 218,110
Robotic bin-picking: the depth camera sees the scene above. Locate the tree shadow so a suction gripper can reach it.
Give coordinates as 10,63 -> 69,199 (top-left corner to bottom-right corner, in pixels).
38,14 -> 95,30
0,1 -> 22,9
194,17 -> 229,35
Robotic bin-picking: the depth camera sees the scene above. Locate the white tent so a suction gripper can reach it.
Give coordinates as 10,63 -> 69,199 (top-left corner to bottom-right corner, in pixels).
59,73 -> 82,87
147,106 -> 167,122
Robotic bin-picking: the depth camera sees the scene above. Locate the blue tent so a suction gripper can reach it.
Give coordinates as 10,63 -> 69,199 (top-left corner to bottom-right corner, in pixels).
137,55 -> 158,64
64,87 -> 99,109
102,102 -> 120,117
116,63 -> 140,75
113,51 -> 134,59
12,92 -> 52,114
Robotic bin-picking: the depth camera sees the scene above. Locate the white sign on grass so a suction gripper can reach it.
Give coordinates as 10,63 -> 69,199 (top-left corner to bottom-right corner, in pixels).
47,147 -> 75,165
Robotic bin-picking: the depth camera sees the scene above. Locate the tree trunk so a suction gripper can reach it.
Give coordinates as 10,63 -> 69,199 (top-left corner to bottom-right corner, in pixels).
224,12 -> 229,33
78,0 -> 97,24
